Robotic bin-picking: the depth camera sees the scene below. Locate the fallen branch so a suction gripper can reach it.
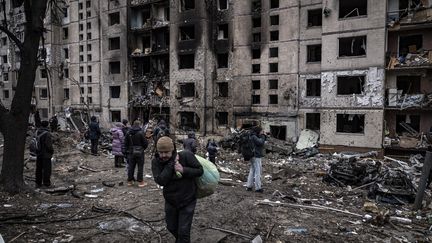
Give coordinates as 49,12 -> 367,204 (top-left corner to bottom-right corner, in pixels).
78,165 -> 99,172
9,232 -> 26,242
209,226 -> 253,239
256,200 -> 363,218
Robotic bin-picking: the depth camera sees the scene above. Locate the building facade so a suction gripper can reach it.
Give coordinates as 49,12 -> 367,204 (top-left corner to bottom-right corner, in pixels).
0,0 -> 431,151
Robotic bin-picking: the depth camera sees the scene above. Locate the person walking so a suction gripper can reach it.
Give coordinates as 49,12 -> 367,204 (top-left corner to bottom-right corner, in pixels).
88,116 -> 101,156
183,131 -> 197,154
151,136 -> 203,243
246,126 -> 266,193
125,120 -> 148,187
111,122 -> 125,168
35,121 -> 54,188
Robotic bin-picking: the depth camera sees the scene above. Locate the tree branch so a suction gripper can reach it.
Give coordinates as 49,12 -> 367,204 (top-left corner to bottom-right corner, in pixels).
0,25 -> 24,51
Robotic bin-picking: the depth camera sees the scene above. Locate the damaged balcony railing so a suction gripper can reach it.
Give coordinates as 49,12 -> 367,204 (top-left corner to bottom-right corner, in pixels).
130,94 -> 169,107
130,0 -> 166,7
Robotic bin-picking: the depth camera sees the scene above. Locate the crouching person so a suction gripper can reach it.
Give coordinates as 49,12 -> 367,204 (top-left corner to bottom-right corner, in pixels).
151,137 -> 203,243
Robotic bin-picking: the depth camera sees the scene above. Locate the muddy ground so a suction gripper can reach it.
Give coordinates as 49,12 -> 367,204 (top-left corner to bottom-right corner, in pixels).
0,131 -> 431,242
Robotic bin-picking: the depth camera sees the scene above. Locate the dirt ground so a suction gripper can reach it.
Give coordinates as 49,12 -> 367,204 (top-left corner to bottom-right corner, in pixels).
0,131 -> 432,242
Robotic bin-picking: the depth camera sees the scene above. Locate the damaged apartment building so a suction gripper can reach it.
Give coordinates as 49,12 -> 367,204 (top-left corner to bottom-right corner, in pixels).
0,0 -> 432,153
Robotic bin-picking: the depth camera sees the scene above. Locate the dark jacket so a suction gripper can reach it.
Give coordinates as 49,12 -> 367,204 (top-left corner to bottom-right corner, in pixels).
125,126 -> 148,153
37,127 -> 54,159
152,150 -> 203,208
207,143 -> 218,158
183,133 -> 197,154
252,133 -> 266,158
88,121 -> 101,140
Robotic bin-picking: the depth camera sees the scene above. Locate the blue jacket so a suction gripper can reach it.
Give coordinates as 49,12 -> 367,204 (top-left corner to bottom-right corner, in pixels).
252,133 -> 266,158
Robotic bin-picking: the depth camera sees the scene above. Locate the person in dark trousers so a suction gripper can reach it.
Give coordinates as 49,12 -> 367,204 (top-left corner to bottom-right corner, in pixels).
246,126 -> 266,193
152,136 -> 203,243
121,119 -> 131,172
34,110 -> 41,128
183,131 -> 197,154
35,120 -> 54,188
125,120 -> 148,187
49,114 -> 58,132
206,139 -> 218,164
88,116 -> 101,156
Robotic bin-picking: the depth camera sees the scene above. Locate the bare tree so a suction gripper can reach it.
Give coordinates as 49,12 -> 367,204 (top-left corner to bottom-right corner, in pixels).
0,0 -> 50,193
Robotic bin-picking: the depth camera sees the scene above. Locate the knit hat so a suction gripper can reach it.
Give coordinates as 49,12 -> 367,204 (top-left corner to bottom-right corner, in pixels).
157,136 -> 174,152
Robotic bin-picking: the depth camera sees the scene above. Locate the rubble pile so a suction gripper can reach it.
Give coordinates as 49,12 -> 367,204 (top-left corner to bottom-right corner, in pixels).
323,158 -> 381,186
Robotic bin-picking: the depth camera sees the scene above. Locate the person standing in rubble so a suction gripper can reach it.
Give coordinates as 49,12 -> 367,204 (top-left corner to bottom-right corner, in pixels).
49,114 -> 58,132
151,136 -> 203,243
35,120 -> 54,188
111,122 -> 125,168
88,116 -> 101,156
153,119 -> 170,144
121,119 -> 131,171
246,126 -> 266,193
206,139 -> 218,164
34,110 -> 41,128
183,131 -> 198,154
125,120 -> 148,187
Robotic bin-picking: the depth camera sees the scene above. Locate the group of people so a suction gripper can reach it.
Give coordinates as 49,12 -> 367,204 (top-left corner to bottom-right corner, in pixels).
31,112 -> 266,243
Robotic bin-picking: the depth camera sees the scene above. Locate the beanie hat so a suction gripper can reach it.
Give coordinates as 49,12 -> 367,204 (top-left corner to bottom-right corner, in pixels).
157,136 -> 174,152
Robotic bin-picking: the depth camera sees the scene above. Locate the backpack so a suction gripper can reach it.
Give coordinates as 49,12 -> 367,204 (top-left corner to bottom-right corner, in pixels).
128,132 -> 144,157
29,130 -> 48,156
240,132 -> 255,161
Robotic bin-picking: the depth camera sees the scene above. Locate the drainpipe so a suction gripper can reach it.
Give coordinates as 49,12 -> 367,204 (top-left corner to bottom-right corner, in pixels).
296,0 -> 301,138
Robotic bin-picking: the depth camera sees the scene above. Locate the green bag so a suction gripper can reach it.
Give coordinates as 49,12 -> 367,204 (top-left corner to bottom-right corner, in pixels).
195,154 -> 220,198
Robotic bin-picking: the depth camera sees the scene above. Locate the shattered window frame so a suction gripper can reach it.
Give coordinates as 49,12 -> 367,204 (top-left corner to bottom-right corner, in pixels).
306,113 -> 321,130
269,62 -> 278,73
109,37 -> 121,50
252,94 -> 261,105
39,88 -> 48,99
252,16 -> 261,28
110,86 -> 121,99
216,112 -> 229,126
217,53 -> 229,68
307,44 -> 322,63
218,0 -> 228,10
396,114 -> 420,134
306,78 -> 321,97
269,79 -> 278,89
110,110 -> 121,123
338,36 -> 367,57
270,15 -> 279,26
179,83 -> 195,98
396,75 -> 421,94
336,114 -> 365,134
3,72 -> 8,81
337,76 -> 365,95
307,9 -> 322,27
269,94 -> 278,104
217,24 -> 229,39
269,47 -> 278,58
109,12 -> 120,26
252,64 -> 260,73
252,48 -> 261,59
252,32 -> 261,42
270,0 -> 279,9
180,0 -> 195,12
64,88 -> 69,100
251,0 -> 262,12
270,30 -> 279,41
109,61 -> 121,74
179,54 -> 195,69
252,80 -> 260,90
339,0 -> 367,19
179,25 -> 195,41
218,82 -> 229,97
3,89 -> 9,99
270,125 -> 286,140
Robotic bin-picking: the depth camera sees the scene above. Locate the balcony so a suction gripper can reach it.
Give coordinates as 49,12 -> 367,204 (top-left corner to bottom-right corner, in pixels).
387,5 -> 432,31
130,94 -> 170,107
386,91 -> 432,110
387,50 -> 432,70
130,0 -> 166,7
131,46 -> 169,57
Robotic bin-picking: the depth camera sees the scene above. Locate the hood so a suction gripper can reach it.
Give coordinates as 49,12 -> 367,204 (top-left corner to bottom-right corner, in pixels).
187,132 -> 195,138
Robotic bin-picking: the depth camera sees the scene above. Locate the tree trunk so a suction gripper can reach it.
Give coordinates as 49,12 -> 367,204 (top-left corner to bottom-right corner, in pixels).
0,0 -> 48,193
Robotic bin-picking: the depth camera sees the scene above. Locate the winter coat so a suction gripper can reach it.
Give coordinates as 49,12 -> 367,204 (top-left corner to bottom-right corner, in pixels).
183,132 -> 197,154
124,126 -> 148,154
37,127 -> 54,159
207,143 -> 217,158
251,133 -> 266,158
88,121 -> 101,140
110,125 -> 124,156
151,150 -> 203,208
